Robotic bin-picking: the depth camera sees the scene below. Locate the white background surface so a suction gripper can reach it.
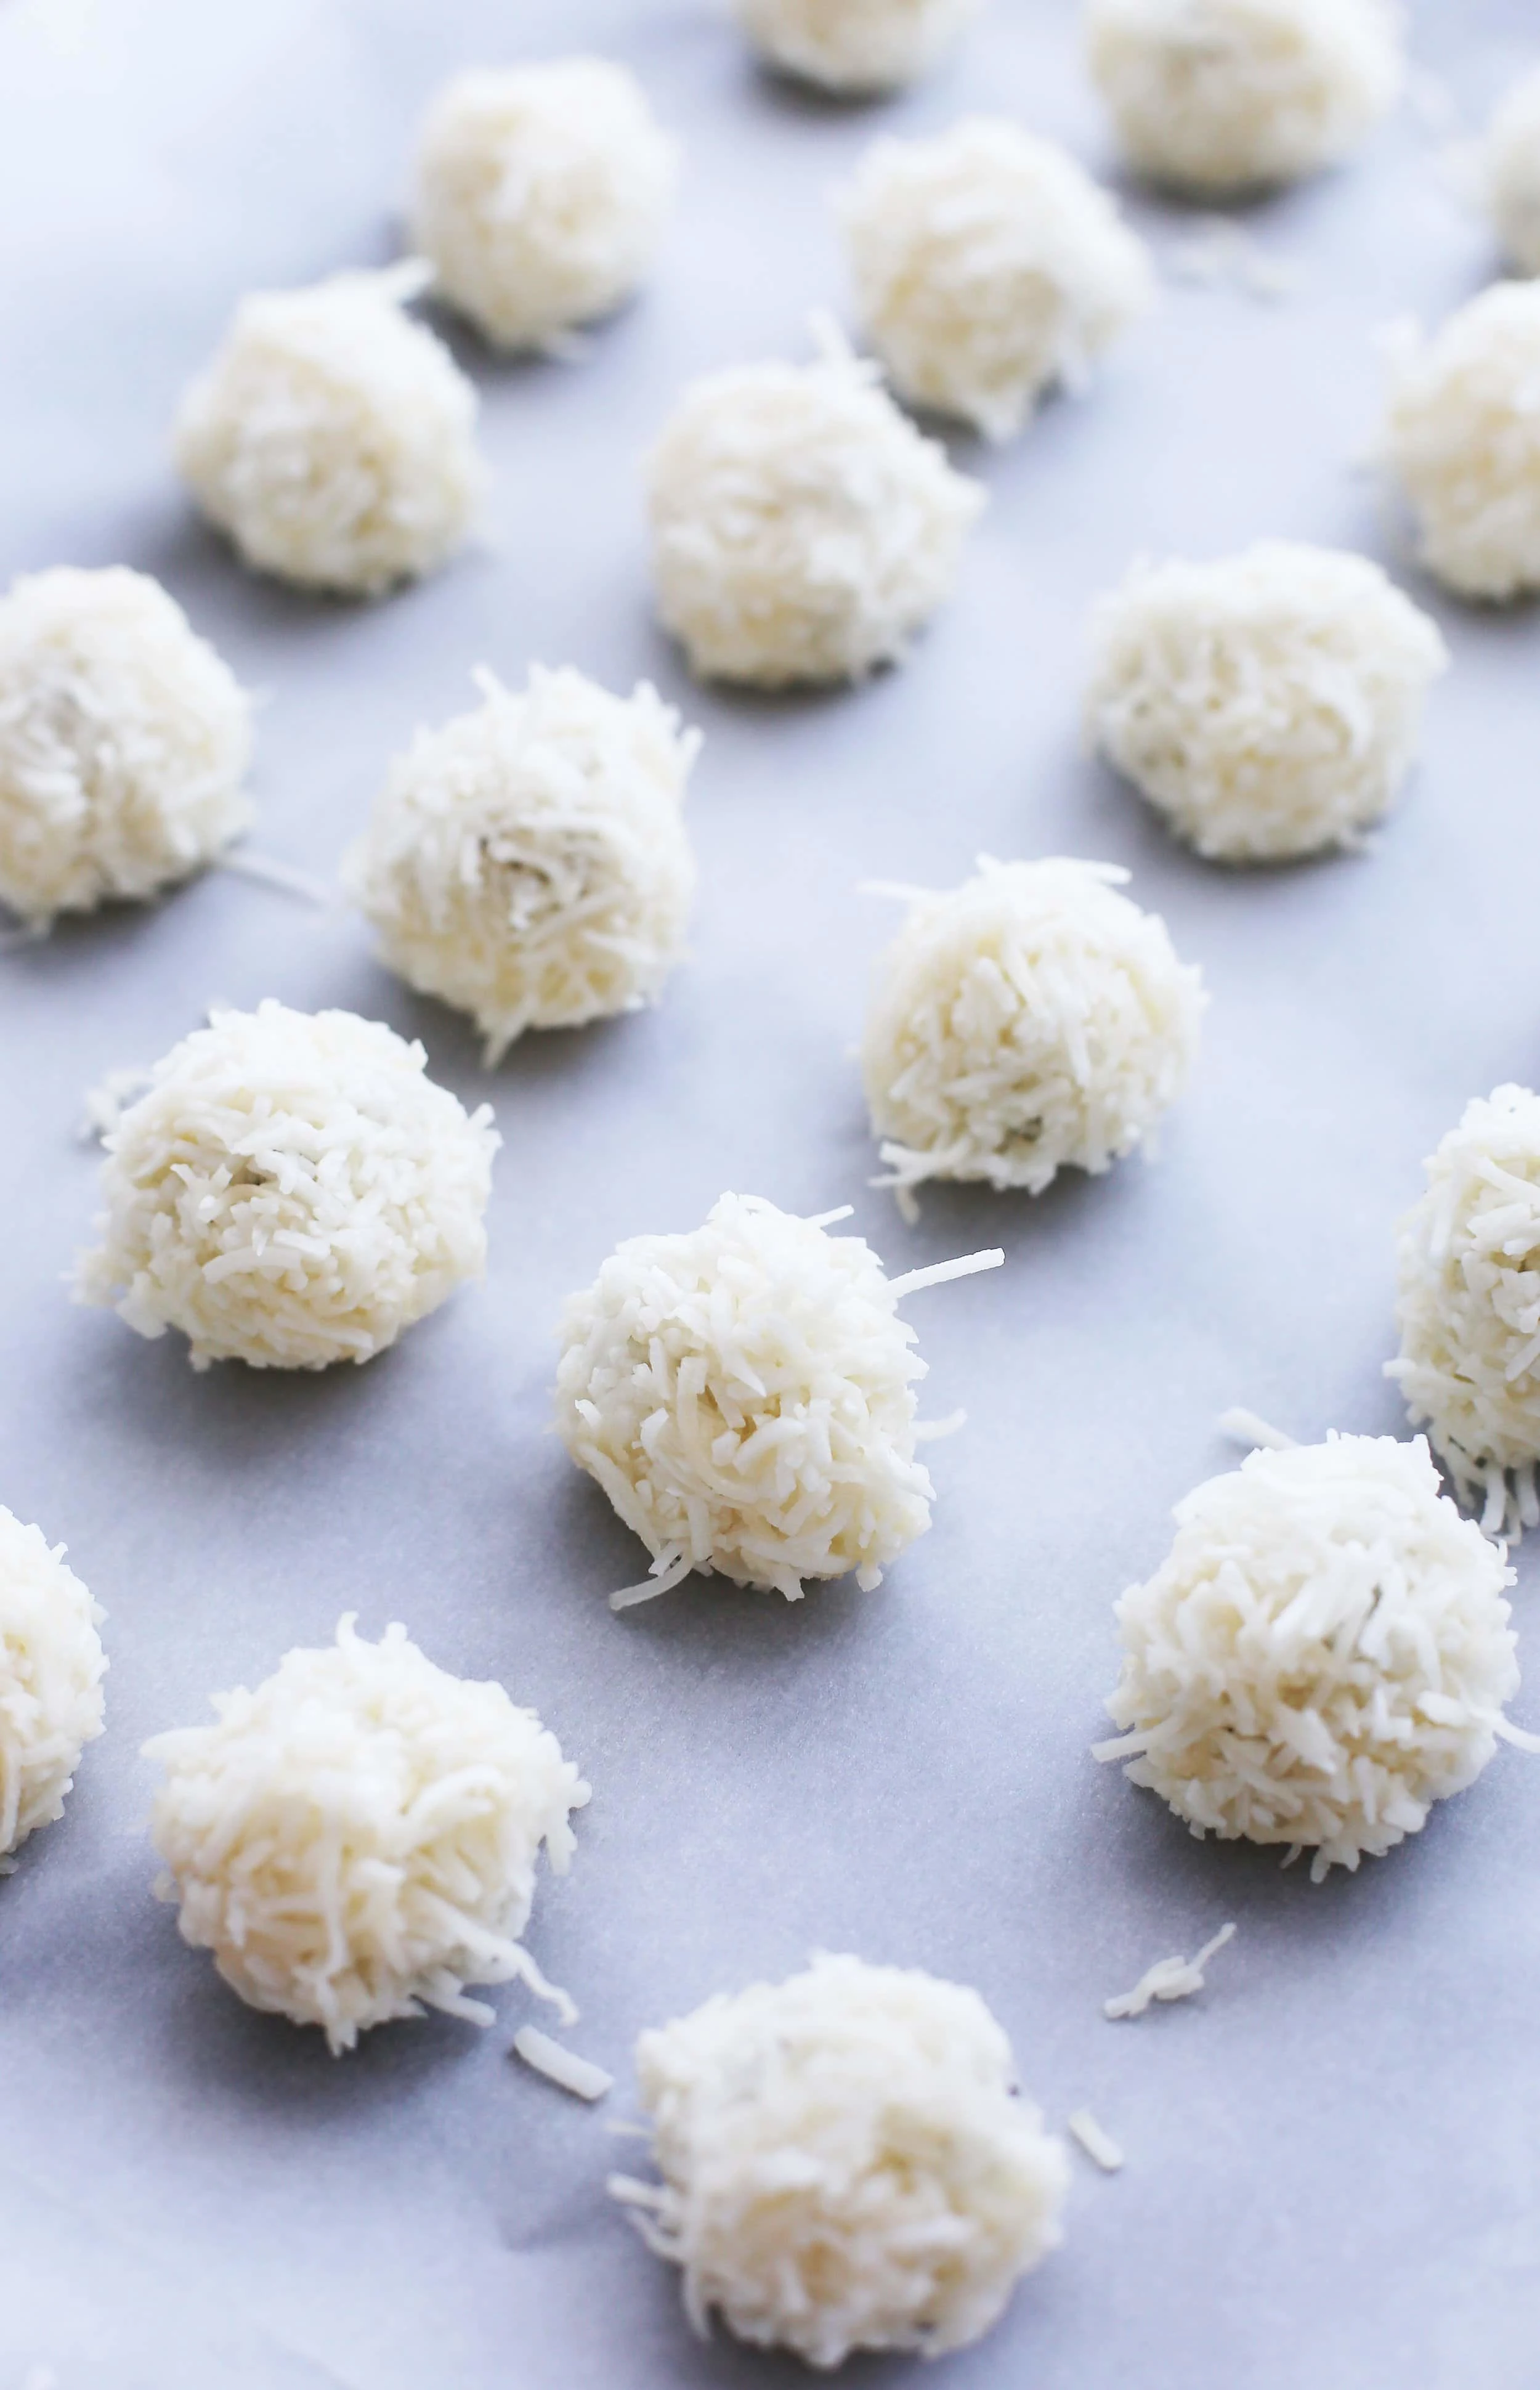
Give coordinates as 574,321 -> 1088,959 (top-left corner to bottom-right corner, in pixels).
1,2 -> 1538,2385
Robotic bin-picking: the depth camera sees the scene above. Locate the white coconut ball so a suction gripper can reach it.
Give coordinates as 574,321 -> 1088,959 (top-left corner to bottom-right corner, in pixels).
344,666 -> 699,1064
1096,1433 -> 1530,1880
0,566 -> 251,927
618,1952 -> 1068,2367
0,1510 -> 106,1865
75,999 -> 498,1372
145,1616 -> 588,2053
1085,0 -> 1403,193
409,60 -> 678,354
1387,1085 -> 1540,1538
840,119 -> 1154,442
1383,281 -> 1540,601
555,1192 -> 1000,1606
1085,543 -> 1448,862
1483,70 -> 1540,277
174,264 -> 485,597
734,0 -> 984,94
646,322 -> 984,687
862,857 -> 1204,1208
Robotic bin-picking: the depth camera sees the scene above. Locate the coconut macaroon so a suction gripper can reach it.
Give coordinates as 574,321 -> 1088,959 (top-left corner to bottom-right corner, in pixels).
555,1193 -> 1002,1607
840,120 -> 1154,442
1095,1432 -> 1531,1881
733,0 -> 983,94
0,1509 -> 106,1866
145,1616 -> 588,2053
75,1000 -> 498,1371
862,858 -> 1204,1209
1384,281 -> 1540,601
0,566 -> 251,927
646,322 -> 983,686
1388,1086 -> 1540,1538
612,1953 -> 1067,2367
174,263 -> 485,597
1085,543 -> 1448,863
409,60 -> 678,354
345,667 -> 699,1064
1084,0 -> 1403,193
1483,69 -> 1540,277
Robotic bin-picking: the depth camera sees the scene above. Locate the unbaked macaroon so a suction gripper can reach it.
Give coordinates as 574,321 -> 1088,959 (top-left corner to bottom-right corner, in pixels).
409,60 -> 678,353
0,566 -> 251,927
1383,281 -> 1540,601
555,1192 -> 1002,1606
145,1616 -> 587,2052
1085,0 -> 1403,192
75,999 -> 498,1371
344,665 -> 699,1063
862,857 -> 1204,1209
646,320 -> 983,686
1482,69 -> 1540,276
1095,1431 -> 1533,1879
733,0 -> 983,94
0,1509 -> 106,1866
612,1952 -> 1068,2367
1388,1085 -> 1540,1538
174,263 -> 485,596
840,119 -> 1153,441
1085,543 -> 1448,862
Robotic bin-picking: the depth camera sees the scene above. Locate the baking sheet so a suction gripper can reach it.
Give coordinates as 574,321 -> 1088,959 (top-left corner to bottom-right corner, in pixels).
2,2 -> 1539,2385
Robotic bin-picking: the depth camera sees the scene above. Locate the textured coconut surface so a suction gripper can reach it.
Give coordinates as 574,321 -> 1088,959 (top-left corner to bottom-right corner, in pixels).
0,2 -> 1538,2388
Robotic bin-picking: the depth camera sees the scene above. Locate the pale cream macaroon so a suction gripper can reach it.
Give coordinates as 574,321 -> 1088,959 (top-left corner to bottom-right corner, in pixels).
174,262 -> 485,596
733,0 -> 984,94
0,1508 -> 106,1867
840,118 -> 1154,441
408,59 -> 679,352
0,566 -> 251,927
1383,280 -> 1540,600
345,665 -> 700,1063
1481,67 -> 1540,275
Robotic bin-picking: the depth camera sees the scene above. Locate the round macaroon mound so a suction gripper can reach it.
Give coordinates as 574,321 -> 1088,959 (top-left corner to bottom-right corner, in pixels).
0,566 -> 251,927
555,1192 -> 1000,1606
1384,280 -> 1540,601
1483,70 -> 1540,277
840,118 -> 1154,442
75,999 -> 498,1372
145,1616 -> 588,2052
1096,1433 -> 1528,1880
617,1951 -> 1068,2367
862,857 -> 1204,1208
733,0 -> 983,94
0,1509 -> 106,1865
1388,1085 -> 1540,1538
1085,543 -> 1448,863
646,322 -> 984,687
344,666 -> 700,1064
1085,0 -> 1403,193
173,263 -> 485,596
409,60 -> 678,353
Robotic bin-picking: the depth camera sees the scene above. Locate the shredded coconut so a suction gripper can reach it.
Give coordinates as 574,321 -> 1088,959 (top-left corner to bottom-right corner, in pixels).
1164,214 -> 1303,299
1481,68 -> 1540,276
619,1952 -> 1068,2367
1383,280 -> 1540,600
344,665 -> 699,1063
646,317 -> 983,687
174,262 -> 485,596
1103,1921 -> 1236,2018
1085,543 -> 1448,862
75,999 -> 498,1371
554,1192 -> 1001,1604
1388,1085 -> 1540,1538
733,0 -> 983,93
1086,0 -> 1403,193
839,118 -> 1153,442
1095,1433 -> 1526,1880
145,1615 -> 588,2054
0,566 -> 251,926
513,2024 -> 614,2100
862,856 -> 1204,1203
410,60 -> 678,353
1065,2108 -> 1125,2170
0,1510 -> 106,1866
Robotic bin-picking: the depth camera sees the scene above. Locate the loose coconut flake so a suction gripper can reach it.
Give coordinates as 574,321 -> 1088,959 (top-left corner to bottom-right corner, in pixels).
513,2024 -> 615,2101
1103,1922 -> 1236,2018
0,1510 -> 106,1866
